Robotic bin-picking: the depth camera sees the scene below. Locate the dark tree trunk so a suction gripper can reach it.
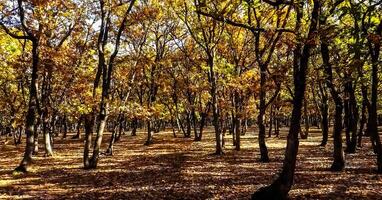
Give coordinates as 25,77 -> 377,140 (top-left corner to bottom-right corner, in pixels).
14,40 -> 39,173
300,98 -> 309,139
209,54 -> 223,155
192,108 -> 198,140
344,81 -> 358,153
83,114 -> 95,169
131,117 -> 137,136
318,82 -> 329,146
145,120 -> 153,145
366,22 -> 382,173
185,111 -> 192,138
235,116 -> 241,151
268,105 -> 274,138
357,97 -> 368,147
106,121 -> 118,155
72,116 -> 82,139
252,1 -> 319,198
196,112 -> 207,141
62,115 -> 68,139
321,24 -> 345,171
257,64 -> 269,162
231,112 -> 237,146
115,114 -> 124,142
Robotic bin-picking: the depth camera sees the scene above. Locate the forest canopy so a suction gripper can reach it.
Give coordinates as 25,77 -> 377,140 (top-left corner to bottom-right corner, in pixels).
0,0 -> 381,199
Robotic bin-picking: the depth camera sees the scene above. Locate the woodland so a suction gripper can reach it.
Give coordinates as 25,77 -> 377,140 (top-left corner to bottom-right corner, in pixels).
0,0 -> 381,199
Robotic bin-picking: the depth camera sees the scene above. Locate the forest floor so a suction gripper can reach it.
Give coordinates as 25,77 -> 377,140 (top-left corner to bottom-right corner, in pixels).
0,127 -> 382,200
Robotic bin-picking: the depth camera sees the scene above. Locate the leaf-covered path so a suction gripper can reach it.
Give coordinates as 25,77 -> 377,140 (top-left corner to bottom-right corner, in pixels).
1,128 -> 381,199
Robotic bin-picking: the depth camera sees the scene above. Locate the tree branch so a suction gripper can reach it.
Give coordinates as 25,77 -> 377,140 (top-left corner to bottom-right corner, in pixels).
262,0 -> 293,7
197,10 -> 295,34
0,21 -> 30,40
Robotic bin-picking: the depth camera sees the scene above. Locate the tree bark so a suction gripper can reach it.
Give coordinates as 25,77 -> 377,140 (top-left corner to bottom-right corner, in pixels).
321,24 -> 345,171
43,119 -> 53,157
366,21 -> 382,173
14,39 -> 39,173
83,114 -> 94,169
252,1 -> 319,198
318,82 -> 329,146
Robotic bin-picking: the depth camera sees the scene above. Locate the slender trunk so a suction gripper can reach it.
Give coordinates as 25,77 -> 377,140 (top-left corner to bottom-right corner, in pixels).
318,82 -> 329,146
197,112 -> 206,141
344,94 -> 351,147
235,117 -> 241,151
345,82 -> 358,153
88,102 -> 108,169
209,54 -> 223,155
258,64 -> 269,162
186,111 -> 192,138
62,115 -> 68,139
252,1 -> 319,198
83,114 -> 94,168
171,118 -> 177,138
33,120 -> 40,155
357,97 -> 367,147
106,122 -> 118,155
145,120 -> 153,145
43,120 -> 53,157
72,116 -> 82,139
268,105 -> 274,138
321,28 -> 345,171
366,25 -> 382,172
320,103 -> 329,146
115,114 -> 124,142
231,112 -> 237,146
131,117 -> 137,136
300,98 -> 309,139
14,40 -> 39,173
192,108 -> 198,140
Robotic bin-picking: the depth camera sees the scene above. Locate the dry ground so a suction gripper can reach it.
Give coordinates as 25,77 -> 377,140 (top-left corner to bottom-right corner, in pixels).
0,127 -> 381,199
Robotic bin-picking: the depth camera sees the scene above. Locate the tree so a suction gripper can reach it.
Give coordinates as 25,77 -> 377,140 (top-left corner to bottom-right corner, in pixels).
252,0 -> 320,198
84,0 -> 136,169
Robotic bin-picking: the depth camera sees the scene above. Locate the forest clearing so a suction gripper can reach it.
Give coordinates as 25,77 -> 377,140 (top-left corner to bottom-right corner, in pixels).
1,128 -> 381,199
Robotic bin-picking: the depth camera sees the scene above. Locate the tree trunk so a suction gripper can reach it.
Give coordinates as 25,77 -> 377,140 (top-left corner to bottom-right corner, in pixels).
366,23 -> 382,172
258,64 -> 269,162
268,105 -> 274,138
300,98 -> 309,139
14,40 -> 39,173
208,54 -> 223,155
192,108 -> 198,140
106,121 -> 118,155
33,120 -> 40,155
197,112 -> 207,141
88,102 -> 108,169
231,112 -> 237,146
318,82 -> 329,146
186,111 -> 192,138
320,26 -> 345,171
43,120 -> 53,157
145,120 -> 153,145
115,114 -> 124,142
345,81 -> 358,153
83,114 -> 94,169
357,97 -> 367,147
131,117 -> 137,136
72,116 -> 82,139
252,1 -> 319,198
62,115 -> 68,139
235,117 -> 241,151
